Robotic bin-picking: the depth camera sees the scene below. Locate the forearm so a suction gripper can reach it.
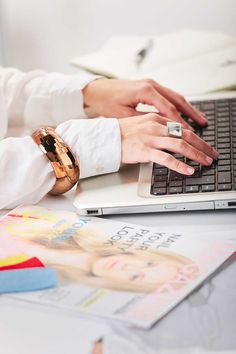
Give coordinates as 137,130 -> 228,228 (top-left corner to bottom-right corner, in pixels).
0,118 -> 121,209
0,66 -> 99,130
0,136 -> 55,209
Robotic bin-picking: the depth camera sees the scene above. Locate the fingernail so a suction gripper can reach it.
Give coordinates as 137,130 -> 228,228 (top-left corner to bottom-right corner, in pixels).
201,116 -> 208,125
213,149 -> 219,159
205,156 -> 213,164
187,167 -> 195,175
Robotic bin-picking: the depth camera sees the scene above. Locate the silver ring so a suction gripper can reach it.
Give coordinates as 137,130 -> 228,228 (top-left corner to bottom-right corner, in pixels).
167,122 -> 182,138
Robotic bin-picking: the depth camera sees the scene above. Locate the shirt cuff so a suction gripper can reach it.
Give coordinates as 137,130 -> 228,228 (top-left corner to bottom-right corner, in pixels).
23,71 -> 101,128
56,118 -> 121,179
47,72 -> 101,122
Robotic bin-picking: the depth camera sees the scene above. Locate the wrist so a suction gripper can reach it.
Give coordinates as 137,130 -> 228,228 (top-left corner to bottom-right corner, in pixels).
83,78 -> 109,110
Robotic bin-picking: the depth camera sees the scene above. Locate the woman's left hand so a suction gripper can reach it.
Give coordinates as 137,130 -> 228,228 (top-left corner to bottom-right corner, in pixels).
83,78 -> 208,130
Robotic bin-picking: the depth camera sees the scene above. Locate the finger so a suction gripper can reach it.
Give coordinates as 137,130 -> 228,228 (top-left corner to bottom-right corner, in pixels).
146,136 -> 213,166
141,122 -> 219,160
152,82 -> 208,126
122,107 -> 145,117
141,118 -> 219,160
141,118 -> 169,136
143,112 -> 175,126
182,129 -> 219,159
137,84 -> 194,131
145,147 -> 195,175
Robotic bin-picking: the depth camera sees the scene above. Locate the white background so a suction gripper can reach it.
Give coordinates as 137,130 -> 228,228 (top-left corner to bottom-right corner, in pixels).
0,0 -> 236,73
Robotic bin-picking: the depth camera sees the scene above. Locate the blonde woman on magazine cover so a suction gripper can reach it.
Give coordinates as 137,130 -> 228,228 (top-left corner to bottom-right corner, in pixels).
2,208 -> 199,293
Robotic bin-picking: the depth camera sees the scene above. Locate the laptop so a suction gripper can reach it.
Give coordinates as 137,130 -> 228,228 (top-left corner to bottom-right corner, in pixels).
74,91 -> 236,215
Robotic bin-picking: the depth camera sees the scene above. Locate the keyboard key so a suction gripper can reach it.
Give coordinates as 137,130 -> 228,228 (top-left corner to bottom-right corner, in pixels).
185,185 -> 199,193
217,112 -> 229,118
169,187 -> 183,194
204,125 -> 215,131
218,137 -> 230,143
218,172 -> 231,184
218,159 -> 231,166
202,168 -> 215,175
155,168 -> 168,176
169,171 -> 183,180
154,163 -> 162,168
202,185 -> 215,192
203,135 -> 215,141
154,175 -> 167,182
202,102 -> 214,110
186,175 -> 215,185
217,118 -> 229,123
186,159 -> 200,166
218,132 -> 230,138
217,100 -> 229,107
152,187 -> 166,195
153,181 -> 167,188
217,122 -> 230,128
218,143 -> 230,148
217,148 -> 231,154
169,180 -> 183,187
202,131 -> 215,137
218,127 -> 230,133
219,154 -> 230,160
218,184 -> 232,191
218,165 -> 231,172
217,107 -> 229,113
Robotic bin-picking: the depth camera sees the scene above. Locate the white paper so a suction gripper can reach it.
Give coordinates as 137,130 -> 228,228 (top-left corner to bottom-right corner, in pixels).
71,30 -> 236,95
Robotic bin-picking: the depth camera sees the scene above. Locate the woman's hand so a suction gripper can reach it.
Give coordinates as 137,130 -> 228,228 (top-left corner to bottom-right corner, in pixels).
83,78 -> 208,130
118,113 -> 219,175
92,341 -> 103,354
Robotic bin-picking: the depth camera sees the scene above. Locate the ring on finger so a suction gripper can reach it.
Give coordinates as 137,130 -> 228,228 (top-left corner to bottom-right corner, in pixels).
167,122 -> 183,138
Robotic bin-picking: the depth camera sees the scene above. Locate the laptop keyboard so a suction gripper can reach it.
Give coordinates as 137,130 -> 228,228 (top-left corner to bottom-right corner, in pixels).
150,97 -> 236,196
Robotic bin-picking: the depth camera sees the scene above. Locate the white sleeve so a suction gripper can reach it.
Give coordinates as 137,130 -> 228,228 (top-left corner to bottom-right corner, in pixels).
0,118 -> 121,210
0,67 -> 121,210
0,66 -> 100,131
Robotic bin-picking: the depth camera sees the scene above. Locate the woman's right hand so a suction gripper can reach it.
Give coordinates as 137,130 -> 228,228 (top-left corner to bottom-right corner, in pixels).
118,113 -> 219,175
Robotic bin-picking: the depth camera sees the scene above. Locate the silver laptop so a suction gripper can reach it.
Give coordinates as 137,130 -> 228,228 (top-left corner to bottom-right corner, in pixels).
74,92 -> 236,215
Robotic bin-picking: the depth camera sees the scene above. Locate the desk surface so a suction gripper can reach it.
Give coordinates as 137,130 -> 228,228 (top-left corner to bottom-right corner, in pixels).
0,192 -> 235,354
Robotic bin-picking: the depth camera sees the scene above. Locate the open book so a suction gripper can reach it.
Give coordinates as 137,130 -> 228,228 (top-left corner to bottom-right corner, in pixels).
71,30 -> 236,95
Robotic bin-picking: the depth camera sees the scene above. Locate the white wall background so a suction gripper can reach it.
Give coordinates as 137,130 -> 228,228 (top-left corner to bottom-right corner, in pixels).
0,0 -> 236,73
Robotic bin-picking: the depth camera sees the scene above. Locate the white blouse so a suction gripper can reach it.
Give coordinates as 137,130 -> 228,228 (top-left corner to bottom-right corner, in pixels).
0,67 -> 121,209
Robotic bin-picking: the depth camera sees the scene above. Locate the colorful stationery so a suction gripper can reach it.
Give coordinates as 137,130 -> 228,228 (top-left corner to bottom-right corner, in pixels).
0,256 -> 44,271
0,267 -> 57,293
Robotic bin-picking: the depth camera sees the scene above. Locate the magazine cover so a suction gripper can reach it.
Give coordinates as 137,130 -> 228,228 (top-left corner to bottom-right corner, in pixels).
0,205 -> 235,328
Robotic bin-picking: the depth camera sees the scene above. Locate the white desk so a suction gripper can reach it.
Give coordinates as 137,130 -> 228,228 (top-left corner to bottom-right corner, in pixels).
0,192 -> 236,354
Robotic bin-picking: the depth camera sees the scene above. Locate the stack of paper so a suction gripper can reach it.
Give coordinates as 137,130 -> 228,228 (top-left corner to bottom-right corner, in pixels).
71,30 -> 236,95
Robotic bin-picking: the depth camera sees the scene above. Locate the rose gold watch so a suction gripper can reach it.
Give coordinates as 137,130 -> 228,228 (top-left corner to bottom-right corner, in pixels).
32,127 -> 80,195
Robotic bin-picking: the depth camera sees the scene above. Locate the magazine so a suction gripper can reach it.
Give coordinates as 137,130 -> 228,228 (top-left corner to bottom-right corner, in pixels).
0,205 -> 235,328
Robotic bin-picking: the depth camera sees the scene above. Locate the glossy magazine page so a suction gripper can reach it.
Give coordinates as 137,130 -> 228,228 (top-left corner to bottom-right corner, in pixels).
0,205 -> 235,328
